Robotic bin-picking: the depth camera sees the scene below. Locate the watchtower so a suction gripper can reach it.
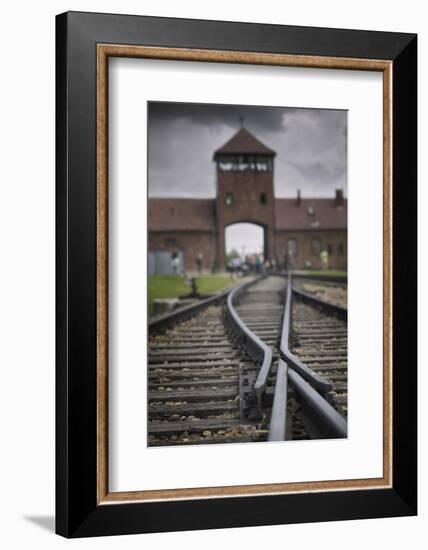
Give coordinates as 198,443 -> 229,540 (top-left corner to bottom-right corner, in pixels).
213,126 -> 277,270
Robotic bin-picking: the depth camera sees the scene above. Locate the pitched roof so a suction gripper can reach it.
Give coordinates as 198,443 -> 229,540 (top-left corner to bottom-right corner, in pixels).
214,128 -> 276,158
148,198 -> 216,231
275,198 -> 347,231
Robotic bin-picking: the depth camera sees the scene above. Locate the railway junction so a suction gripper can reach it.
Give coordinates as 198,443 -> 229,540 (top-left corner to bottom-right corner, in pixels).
148,273 -> 347,446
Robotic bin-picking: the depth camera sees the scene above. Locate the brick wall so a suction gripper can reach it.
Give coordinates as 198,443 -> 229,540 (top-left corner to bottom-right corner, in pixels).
215,169 -> 276,269
149,230 -> 217,272
275,229 -> 347,270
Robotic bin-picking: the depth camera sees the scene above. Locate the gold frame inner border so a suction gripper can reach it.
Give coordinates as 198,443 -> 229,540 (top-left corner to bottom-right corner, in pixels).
96,44 -> 393,504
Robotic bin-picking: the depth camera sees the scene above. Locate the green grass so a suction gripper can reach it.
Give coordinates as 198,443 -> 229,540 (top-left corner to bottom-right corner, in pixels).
148,275 -> 236,316
194,275 -> 235,295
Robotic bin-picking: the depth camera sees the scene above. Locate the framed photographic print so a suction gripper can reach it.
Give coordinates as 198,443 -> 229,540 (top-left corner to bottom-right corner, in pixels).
56,11 -> 417,538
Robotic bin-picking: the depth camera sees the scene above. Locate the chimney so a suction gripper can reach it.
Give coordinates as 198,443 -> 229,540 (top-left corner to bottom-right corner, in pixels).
296,189 -> 301,206
335,189 -> 344,207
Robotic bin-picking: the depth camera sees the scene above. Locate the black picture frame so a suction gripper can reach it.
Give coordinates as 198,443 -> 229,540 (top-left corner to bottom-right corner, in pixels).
56,11 -> 417,538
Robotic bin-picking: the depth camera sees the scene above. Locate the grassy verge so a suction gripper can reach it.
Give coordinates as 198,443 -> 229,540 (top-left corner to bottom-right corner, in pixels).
194,275 -> 236,295
148,274 -> 236,316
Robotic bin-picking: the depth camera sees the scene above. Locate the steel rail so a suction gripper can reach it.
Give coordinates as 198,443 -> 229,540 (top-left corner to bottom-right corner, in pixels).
268,271 -> 347,441
292,286 -> 347,321
292,273 -> 348,285
268,359 -> 289,441
226,277 -> 273,410
280,275 -> 333,395
288,369 -> 348,439
149,287 -> 233,333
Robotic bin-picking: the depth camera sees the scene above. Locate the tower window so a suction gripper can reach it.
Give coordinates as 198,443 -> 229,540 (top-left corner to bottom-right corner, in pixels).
216,154 -> 273,172
327,244 -> 333,255
225,192 -> 234,206
260,193 -> 267,205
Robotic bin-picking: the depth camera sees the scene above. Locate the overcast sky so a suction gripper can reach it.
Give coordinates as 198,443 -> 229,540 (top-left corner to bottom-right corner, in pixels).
148,102 -> 347,199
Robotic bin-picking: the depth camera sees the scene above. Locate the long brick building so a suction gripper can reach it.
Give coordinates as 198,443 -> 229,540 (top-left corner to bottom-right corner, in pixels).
148,127 -> 347,273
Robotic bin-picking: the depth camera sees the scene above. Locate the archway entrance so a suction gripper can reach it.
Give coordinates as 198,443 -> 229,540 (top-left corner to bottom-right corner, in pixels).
225,223 -> 265,273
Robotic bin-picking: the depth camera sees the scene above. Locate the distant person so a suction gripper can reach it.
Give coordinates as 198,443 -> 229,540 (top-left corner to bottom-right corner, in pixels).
255,254 -> 262,274
232,256 -> 241,278
227,257 -> 233,276
196,253 -> 203,274
171,252 -> 180,275
320,249 -> 329,270
284,253 -> 293,272
271,257 -> 277,272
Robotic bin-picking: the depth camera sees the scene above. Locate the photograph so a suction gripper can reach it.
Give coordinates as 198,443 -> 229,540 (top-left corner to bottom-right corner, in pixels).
51,7 -> 417,540
0,0 -> 420,544
147,102 -> 348,446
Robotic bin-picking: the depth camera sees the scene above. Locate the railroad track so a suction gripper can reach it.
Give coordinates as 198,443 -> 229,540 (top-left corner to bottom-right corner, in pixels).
148,274 -> 348,446
148,286 -> 266,446
293,278 -> 347,310
291,300 -> 348,419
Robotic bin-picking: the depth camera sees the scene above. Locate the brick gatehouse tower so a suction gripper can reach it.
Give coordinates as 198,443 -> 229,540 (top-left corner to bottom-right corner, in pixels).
148,126 -> 347,274
213,127 -> 276,270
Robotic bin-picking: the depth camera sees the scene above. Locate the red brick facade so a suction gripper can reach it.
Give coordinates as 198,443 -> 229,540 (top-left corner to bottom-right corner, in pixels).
214,169 -> 276,270
148,128 -> 347,272
148,230 -> 217,273
274,229 -> 347,271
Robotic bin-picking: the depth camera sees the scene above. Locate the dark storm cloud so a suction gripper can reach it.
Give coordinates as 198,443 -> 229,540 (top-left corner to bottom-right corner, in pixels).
148,102 -> 347,198
149,101 -> 287,133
